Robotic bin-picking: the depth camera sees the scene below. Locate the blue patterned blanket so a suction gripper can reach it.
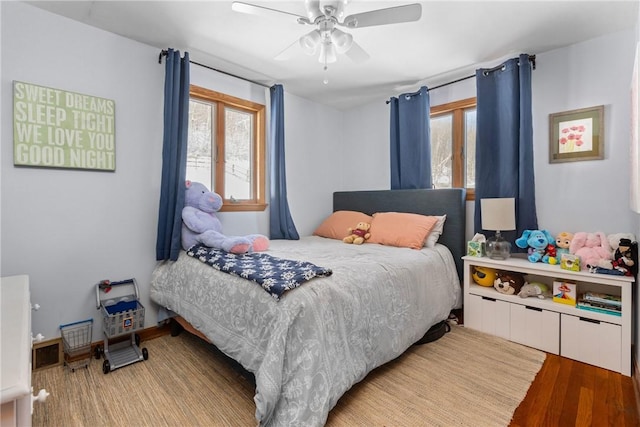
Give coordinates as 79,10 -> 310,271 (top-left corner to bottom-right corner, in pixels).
186,244 -> 333,300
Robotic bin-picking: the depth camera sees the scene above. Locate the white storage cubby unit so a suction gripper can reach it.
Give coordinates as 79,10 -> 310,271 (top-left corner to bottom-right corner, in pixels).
463,255 -> 634,376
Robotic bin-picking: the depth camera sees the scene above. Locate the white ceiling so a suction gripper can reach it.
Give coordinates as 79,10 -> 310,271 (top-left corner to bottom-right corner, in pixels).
26,0 -> 639,110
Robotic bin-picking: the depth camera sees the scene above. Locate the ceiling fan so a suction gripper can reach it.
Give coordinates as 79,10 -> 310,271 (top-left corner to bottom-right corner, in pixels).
231,1 -> 422,81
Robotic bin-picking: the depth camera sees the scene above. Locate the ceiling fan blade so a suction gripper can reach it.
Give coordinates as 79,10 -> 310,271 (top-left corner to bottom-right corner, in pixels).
344,40 -> 370,63
232,1 -> 309,24
274,39 -> 303,61
341,3 -> 422,28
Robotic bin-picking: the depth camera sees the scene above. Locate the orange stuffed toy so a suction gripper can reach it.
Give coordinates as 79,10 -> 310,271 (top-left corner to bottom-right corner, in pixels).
343,222 -> 371,245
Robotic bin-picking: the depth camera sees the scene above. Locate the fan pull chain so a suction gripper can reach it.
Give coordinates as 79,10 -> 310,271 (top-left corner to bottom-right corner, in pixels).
323,65 -> 329,85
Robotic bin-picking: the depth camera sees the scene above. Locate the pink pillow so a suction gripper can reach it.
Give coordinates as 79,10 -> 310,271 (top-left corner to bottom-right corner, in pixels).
313,211 -> 373,240
368,212 -> 438,250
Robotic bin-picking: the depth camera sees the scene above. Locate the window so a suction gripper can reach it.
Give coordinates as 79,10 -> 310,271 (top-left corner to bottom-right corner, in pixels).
187,85 -> 266,211
430,97 -> 476,200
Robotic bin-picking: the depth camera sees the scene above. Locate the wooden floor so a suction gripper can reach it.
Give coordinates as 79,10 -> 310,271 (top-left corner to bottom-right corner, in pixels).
510,354 -> 639,426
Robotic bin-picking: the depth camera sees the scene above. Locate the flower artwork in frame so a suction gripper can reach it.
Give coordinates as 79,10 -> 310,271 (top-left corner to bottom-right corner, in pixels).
548,105 -> 604,163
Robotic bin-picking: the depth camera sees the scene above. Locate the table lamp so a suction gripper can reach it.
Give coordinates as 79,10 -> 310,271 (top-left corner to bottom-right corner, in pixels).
481,198 -> 516,259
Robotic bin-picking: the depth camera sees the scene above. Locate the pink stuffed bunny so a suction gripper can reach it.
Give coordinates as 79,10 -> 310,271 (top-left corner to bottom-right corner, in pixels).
569,231 -> 612,270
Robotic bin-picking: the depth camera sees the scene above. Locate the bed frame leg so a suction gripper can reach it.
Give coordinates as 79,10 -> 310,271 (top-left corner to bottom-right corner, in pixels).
170,318 -> 184,337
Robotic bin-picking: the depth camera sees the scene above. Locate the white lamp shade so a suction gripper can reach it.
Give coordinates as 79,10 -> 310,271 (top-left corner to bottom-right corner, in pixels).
318,41 -> 337,63
481,198 -> 516,231
300,30 -> 321,55
331,29 -> 353,53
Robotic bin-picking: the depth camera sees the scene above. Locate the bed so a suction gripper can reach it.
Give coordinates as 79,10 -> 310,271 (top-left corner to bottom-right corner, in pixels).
150,188 -> 466,426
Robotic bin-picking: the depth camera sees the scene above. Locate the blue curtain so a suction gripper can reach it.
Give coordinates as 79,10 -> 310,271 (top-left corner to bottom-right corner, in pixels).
474,54 -> 537,244
389,86 -> 432,189
269,84 -> 299,240
156,49 -> 190,261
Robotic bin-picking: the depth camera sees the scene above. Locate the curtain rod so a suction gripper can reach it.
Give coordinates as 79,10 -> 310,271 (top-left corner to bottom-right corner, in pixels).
158,49 -> 271,88
385,54 -> 536,104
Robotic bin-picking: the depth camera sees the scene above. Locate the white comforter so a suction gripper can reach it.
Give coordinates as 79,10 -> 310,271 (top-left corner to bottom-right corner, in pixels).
150,236 -> 461,426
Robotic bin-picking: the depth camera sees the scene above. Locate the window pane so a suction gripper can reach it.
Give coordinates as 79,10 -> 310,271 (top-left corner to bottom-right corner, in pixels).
431,114 -> 452,188
465,108 -> 476,189
225,107 -> 253,200
187,100 -> 214,187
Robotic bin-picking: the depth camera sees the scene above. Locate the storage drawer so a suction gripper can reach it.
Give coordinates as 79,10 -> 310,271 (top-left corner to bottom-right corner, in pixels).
510,304 -> 560,354
466,294 -> 510,339
561,313 -> 621,372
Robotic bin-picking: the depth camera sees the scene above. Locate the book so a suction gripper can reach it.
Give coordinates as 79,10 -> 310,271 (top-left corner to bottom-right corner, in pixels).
577,299 -> 621,311
583,291 -> 621,307
576,304 -> 622,317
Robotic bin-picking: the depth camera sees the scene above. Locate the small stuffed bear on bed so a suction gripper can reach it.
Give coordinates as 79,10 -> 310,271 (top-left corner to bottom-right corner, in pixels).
343,222 -> 371,245
181,180 -> 269,254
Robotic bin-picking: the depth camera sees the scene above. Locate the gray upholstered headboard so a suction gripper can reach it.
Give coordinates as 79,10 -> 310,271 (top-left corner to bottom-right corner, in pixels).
333,188 -> 467,282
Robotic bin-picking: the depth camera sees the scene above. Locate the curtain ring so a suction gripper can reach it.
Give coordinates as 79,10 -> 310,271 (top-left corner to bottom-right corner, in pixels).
483,64 -> 507,76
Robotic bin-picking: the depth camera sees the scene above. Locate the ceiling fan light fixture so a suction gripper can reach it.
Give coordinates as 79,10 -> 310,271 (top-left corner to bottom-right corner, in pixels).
300,30 -> 321,55
304,0 -> 323,22
330,28 -> 353,53
319,41 -> 337,64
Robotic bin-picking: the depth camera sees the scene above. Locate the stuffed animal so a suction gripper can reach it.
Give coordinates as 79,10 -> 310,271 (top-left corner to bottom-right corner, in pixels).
181,180 -> 269,254
597,237 -> 638,277
515,229 -> 558,264
606,233 -> 636,252
569,231 -> 611,270
518,282 -> 552,299
472,266 -> 497,287
493,271 -> 525,295
343,222 -> 371,245
555,232 -> 573,259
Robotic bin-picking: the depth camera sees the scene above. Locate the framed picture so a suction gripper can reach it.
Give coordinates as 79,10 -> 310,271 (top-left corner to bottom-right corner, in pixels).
549,105 -> 604,163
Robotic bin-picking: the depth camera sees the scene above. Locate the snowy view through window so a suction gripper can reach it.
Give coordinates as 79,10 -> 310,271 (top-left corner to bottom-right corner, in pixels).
430,109 -> 476,189
187,100 -> 253,200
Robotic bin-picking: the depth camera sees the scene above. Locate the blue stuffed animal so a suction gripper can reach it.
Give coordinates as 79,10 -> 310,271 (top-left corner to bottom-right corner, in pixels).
181,180 -> 269,254
515,229 -> 558,264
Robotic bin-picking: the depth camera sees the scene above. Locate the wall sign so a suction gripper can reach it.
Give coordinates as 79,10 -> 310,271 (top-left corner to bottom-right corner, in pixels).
13,81 -> 115,171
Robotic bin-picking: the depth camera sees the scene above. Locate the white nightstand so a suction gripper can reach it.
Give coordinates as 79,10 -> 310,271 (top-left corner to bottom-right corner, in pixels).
463,255 -> 634,376
1,275 -> 49,426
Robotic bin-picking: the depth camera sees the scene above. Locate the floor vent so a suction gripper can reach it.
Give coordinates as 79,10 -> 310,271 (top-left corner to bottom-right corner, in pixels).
32,338 -> 63,371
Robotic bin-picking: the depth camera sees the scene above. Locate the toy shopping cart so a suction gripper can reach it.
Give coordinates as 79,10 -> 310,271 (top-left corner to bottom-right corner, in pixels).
60,318 -> 93,372
95,278 -> 148,374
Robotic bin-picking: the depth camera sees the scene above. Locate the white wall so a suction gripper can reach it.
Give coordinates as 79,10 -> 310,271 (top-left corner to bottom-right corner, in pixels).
1,2 -> 164,342
534,29 -> 636,235
282,94 -> 344,235
0,2 -> 339,341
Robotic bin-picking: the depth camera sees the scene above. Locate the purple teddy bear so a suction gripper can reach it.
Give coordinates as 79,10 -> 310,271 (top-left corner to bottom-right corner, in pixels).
181,180 -> 269,254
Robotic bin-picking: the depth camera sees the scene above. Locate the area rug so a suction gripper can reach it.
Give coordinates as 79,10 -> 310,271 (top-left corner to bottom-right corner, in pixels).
32,325 -> 545,426
328,325 -> 547,426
